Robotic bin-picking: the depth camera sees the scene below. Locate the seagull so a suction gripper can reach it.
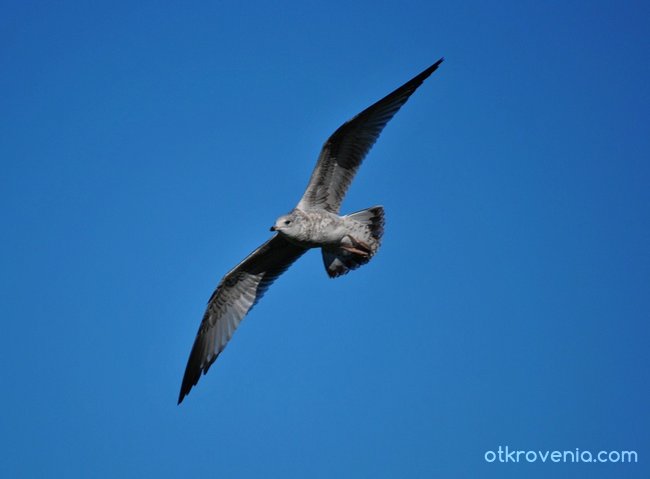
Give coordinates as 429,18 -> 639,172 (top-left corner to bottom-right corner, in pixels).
178,58 -> 444,404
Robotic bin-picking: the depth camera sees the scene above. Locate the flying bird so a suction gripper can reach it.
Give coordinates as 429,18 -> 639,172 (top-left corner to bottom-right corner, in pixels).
178,58 -> 444,403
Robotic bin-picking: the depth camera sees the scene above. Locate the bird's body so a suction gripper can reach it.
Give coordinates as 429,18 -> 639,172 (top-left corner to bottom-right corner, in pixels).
272,205 -> 385,277
272,208 -> 348,247
272,207 -> 375,247
178,58 -> 444,404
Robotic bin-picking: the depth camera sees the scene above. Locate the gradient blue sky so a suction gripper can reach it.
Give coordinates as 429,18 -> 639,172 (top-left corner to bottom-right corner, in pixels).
1,1 -> 649,477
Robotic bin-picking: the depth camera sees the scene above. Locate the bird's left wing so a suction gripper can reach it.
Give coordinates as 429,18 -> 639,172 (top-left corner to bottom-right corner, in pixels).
178,234 -> 306,404
296,58 -> 444,213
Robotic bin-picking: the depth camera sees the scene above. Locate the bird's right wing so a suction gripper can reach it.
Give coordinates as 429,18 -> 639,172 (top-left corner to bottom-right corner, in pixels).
178,234 -> 306,404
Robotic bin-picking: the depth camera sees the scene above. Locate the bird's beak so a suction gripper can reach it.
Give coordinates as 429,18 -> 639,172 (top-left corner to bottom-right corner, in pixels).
270,226 -> 276,232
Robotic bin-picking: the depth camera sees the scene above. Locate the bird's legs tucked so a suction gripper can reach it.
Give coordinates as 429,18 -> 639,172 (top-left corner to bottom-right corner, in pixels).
340,235 -> 372,257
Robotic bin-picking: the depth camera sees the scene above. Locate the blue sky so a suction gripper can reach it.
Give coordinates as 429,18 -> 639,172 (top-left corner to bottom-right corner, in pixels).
1,1 -> 649,477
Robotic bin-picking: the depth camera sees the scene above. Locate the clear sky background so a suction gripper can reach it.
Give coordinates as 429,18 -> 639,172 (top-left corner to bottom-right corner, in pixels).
1,1 -> 649,478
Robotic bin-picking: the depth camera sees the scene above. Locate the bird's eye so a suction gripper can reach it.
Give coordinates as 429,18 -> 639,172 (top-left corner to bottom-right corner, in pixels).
284,220 -> 291,225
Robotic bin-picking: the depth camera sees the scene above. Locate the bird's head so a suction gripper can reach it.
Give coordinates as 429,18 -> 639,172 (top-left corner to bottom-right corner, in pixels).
270,211 -> 301,235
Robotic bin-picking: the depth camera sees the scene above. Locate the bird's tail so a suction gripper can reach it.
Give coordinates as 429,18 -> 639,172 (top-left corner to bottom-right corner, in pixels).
321,206 -> 385,278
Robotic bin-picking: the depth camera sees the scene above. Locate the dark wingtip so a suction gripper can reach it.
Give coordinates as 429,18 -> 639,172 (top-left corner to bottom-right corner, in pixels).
178,384 -> 189,405
177,346 -> 220,405
177,359 -> 199,405
401,57 -> 444,93
425,57 -> 444,76
177,368 -> 200,405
